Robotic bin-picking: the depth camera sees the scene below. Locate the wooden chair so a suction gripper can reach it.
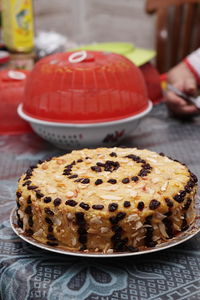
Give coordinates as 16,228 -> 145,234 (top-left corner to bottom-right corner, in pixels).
146,0 -> 200,73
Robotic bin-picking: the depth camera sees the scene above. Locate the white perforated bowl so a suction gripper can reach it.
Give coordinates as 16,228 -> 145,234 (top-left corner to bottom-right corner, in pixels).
18,101 -> 152,149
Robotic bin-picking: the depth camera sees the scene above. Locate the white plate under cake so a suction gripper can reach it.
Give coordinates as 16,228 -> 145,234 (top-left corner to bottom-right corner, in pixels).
16,147 -> 198,254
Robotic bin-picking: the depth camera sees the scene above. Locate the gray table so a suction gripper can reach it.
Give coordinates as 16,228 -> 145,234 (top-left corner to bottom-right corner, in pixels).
1,104 -> 200,300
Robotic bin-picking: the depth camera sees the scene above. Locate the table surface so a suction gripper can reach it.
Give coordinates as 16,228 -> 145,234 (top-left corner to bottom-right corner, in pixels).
1,104 -> 200,300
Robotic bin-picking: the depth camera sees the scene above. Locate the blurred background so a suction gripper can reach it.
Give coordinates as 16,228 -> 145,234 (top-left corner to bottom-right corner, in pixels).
32,0 -> 154,48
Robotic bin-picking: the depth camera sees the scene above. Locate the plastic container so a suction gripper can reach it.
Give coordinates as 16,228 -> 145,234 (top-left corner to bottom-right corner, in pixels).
0,69 -> 32,134
21,50 -> 149,123
18,50 -> 152,148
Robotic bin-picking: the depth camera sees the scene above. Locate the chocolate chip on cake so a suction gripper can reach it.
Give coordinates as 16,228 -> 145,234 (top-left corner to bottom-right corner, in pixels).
109,216 -> 118,224
159,152 -> 165,156
44,197 -> 52,203
47,234 -> 57,241
124,201 -> 131,208
116,212 -> 126,221
137,201 -> 144,211
108,203 -> 118,212
16,191 -> 22,198
165,198 -> 174,207
149,199 -> 160,210
35,190 -> 44,199
111,225 -> 122,233
173,194 -> 184,203
79,202 -> 90,211
77,159 -> 83,163
53,198 -> 62,206
122,178 -> 130,184
27,196 -> 32,204
68,174 -> 78,179
44,207 -> 54,216
95,179 -> 103,185
22,180 -> 31,186
91,166 -> 102,172
81,178 -> 90,184
75,212 -> 85,225
25,229 -> 33,236
28,216 -> 33,227
65,199 -> 77,207
107,179 -> 117,184
131,176 -> 139,182
183,198 -> 192,210
109,152 -> 117,157
27,185 -> 38,190
92,204 -> 104,210
25,206 -> 32,215
45,217 -> 53,225
47,241 -> 58,246
127,246 -> 139,252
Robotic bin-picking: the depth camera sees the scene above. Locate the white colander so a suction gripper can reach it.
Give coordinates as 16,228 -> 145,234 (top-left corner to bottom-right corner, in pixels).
18,101 -> 152,149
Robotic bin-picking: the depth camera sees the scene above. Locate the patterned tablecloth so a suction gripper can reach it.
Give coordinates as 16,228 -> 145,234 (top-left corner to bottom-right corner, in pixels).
1,104 -> 200,300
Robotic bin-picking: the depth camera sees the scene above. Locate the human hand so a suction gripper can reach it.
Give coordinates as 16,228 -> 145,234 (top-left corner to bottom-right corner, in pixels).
165,62 -> 199,116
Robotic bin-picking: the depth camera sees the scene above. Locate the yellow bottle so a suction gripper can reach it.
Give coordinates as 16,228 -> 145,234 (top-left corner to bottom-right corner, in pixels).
2,0 -> 34,53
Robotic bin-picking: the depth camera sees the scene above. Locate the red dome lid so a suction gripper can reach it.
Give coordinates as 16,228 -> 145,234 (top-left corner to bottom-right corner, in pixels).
22,51 -> 149,123
0,70 -> 32,134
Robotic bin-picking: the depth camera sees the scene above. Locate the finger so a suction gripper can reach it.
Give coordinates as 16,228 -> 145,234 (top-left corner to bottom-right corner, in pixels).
167,100 -> 199,116
165,91 -> 187,106
184,78 -> 197,94
180,103 -> 199,115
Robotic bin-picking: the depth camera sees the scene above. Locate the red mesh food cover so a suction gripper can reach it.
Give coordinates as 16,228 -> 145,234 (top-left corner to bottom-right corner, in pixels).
22,51 -> 149,123
0,70 -> 31,134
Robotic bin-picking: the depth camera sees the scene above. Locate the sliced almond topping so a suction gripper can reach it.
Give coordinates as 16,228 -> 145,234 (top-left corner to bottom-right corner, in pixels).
129,190 -> 138,197
107,248 -> 114,254
46,186 -> 57,193
100,227 -> 109,234
173,223 -> 181,231
127,214 -> 139,222
57,183 -> 66,187
18,209 -> 24,218
33,228 -> 44,237
78,184 -> 88,189
66,191 -> 74,197
53,217 -> 61,226
147,188 -> 155,195
158,222 -> 169,238
100,186 -> 118,191
87,228 -> 99,234
154,212 -> 165,220
147,158 -> 157,163
67,213 -> 73,220
103,243 -> 110,254
160,181 -> 168,191
54,175 -> 63,181
90,216 -> 102,224
71,237 -> 77,246
42,163 -> 48,170
100,195 -> 122,200
154,169 -> 161,175
135,221 -> 143,230
56,159 -> 65,165
152,177 -> 160,184
131,232 -> 139,238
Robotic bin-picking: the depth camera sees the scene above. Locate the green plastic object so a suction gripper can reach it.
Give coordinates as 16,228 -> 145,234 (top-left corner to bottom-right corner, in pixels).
71,42 -> 156,66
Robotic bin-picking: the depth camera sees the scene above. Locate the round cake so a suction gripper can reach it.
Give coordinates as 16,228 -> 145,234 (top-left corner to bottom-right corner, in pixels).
16,147 -> 198,253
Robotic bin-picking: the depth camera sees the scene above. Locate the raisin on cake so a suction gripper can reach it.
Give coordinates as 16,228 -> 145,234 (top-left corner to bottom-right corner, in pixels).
16,148 -> 198,253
